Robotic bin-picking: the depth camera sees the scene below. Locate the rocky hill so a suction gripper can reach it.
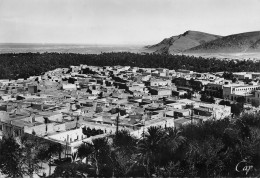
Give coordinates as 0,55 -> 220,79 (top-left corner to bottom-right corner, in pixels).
145,30 -> 221,54
185,31 -> 260,53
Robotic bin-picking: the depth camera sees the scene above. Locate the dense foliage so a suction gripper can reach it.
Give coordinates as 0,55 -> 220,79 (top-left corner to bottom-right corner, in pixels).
0,134 -> 63,177
55,113 -> 260,177
0,136 -> 23,177
1,113 -> 260,177
1,52 -> 260,79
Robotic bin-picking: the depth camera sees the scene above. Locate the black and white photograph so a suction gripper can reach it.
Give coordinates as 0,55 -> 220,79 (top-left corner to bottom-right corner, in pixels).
0,0 -> 260,177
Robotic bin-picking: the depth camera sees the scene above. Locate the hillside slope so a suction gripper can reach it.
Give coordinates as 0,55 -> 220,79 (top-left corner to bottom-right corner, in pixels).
185,31 -> 260,53
145,30 -> 221,54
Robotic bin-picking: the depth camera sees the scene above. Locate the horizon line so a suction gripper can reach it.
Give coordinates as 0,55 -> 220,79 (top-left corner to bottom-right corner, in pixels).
0,42 -> 147,46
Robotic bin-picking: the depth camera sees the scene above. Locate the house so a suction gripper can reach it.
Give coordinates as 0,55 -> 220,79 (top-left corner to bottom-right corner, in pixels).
233,72 -> 252,80
149,79 -> 172,87
63,84 -> 77,90
149,87 -> 172,96
193,103 -> 231,120
223,84 -> 260,103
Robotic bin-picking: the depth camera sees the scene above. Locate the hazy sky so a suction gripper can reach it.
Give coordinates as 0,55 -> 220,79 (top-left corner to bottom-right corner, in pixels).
0,0 -> 260,44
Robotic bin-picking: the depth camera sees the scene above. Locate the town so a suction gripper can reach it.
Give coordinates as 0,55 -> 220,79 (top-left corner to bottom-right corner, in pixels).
1,65 -> 260,177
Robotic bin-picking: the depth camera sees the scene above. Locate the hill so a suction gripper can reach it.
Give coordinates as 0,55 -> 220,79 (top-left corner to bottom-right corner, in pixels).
185,31 -> 260,53
145,30 -> 221,54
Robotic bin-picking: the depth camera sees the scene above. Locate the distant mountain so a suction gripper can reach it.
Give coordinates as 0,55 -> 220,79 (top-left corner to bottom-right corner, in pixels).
145,30 -> 221,54
185,31 -> 260,53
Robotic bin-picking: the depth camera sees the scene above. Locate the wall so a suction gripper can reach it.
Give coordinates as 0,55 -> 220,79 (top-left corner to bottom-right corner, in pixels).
63,84 -> 77,90
131,118 -> 175,138
158,89 -> 172,96
24,122 -> 66,136
0,111 -> 9,120
48,113 -> 63,122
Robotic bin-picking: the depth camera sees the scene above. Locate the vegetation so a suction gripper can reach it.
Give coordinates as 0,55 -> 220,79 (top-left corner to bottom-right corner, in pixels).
200,93 -> 215,103
219,99 -> 245,116
1,52 -> 260,79
50,162 -> 93,178
1,113 -> 260,177
82,127 -> 104,137
54,113 -> 260,177
0,134 -> 63,177
1,52 -> 260,176
0,136 -> 23,177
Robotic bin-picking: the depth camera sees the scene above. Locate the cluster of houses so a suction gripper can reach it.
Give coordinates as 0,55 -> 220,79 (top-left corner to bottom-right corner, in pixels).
1,65 -> 260,156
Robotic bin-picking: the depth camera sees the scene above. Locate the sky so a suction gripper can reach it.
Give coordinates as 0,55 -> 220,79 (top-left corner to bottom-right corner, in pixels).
0,0 -> 260,45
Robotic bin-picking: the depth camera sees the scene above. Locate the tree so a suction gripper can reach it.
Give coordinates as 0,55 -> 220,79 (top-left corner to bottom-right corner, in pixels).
77,143 -> 94,165
20,134 -> 46,178
96,106 -> 103,113
219,100 -> 231,106
0,136 -> 23,177
137,126 -> 164,177
183,92 -> 192,99
209,96 -> 215,103
232,77 -> 238,83
111,149 -> 139,176
251,100 -> 260,108
92,138 -> 113,176
78,138 -> 112,176
51,162 -> 93,178
184,136 -> 225,177
111,130 -> 139,176
112,130 -> 137,151
1,53 -> 260,80
164,127 -> 186,155
154,127 -> 186,174
244,78 -> 252,84
239,112 -> 260,129
190,78 -> 203,92
231,103 -> 244,116
37,141 -> 63,176
0,134 -> 63,177
223,72 -> 233,80
98,92 -> 103,99
200,93 -> 215,103
237,96 -> 246,104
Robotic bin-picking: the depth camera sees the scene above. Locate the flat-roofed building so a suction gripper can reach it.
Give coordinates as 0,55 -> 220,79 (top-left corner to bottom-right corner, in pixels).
62,84 -> 77,90
233,72 -> 252,80
223,84 -> 260,102
149,87 -> 172,96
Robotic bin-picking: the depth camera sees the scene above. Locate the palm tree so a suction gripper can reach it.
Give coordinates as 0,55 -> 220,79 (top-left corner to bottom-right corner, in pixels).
77,143 -> 93,164
137,126 -> 164,177
20,134 -> 43,178
92,138 -> 112,176
111,130 -> 138,176
0,136 -> 23,177
77,138 -> 111,176
159,127 -> 186,167
112,130 -> 137,152
164,127 -> 186,154
45,142 -> 63,176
